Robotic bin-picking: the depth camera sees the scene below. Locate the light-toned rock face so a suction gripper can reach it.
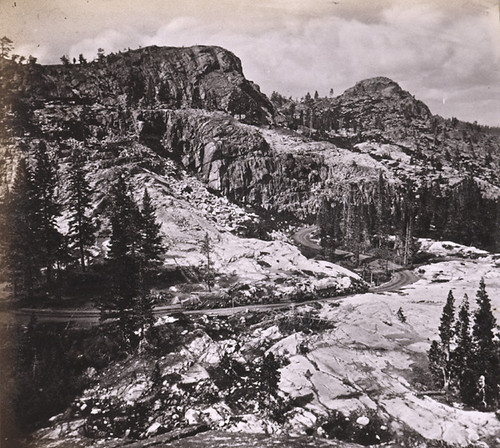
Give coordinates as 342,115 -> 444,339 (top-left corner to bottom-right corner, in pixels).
33,252 -> 500,447
273,253 -> 500,446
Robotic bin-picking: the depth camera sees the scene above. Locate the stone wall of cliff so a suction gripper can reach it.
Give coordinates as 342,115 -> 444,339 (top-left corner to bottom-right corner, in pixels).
1,46 -> 499,249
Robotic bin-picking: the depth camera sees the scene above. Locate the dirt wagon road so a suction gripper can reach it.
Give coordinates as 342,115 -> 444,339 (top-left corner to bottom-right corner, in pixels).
2,227 -> 420,326
371,269 -> 420,292
9,267 -> 417,326
293,225 -> 419,293
7,270 -> 419,327
293,225 -> 351,258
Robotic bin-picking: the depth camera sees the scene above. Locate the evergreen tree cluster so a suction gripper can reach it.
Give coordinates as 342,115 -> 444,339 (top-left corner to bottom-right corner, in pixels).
0,142 -> 165,329
1,144 -> 97,296
1,143 -> 65,296
317,173 -> 499,265
99,176 -> 165,348
316,177 -> 418,266
428,280 -> 500,410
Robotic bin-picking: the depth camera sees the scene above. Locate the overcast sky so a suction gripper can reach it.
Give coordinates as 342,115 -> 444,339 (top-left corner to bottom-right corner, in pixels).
1,0 -> 499,125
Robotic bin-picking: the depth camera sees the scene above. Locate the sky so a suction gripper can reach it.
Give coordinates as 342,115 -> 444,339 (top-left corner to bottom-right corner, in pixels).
1,0 -> 499,126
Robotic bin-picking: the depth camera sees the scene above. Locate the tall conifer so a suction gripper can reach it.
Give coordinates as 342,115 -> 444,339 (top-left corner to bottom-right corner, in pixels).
139,187 -> 163,268
67,149 -> 95,271
439,290 -> 455,357
452,294 -> 475,404
32,141 -> 62,286
101,176 -> 153,348
472,278 -> 499,408
4,159 -> 40,297
429,290 -> 455,390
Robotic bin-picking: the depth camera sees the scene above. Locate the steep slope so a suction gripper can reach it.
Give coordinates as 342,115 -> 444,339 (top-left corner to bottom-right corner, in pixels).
0,45 -> 273,138
30,247 -> 500,448
271,78 -> 500,250
3,45 -> 500,448
1,47 -> 499,253
273,76 -> 500,190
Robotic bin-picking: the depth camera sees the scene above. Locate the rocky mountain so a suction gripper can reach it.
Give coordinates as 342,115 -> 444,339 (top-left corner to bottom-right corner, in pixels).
2,45 -> 500,448
2,48 -> 499,254
0,44 -> 372,303
0,45 -> 273,132
273,76 -> 500,190
271,77 -> 500,251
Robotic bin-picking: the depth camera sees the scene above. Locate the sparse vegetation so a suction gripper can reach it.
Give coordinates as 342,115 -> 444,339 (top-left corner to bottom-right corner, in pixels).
1,42 -> 500,448
428,279 -> 500,410
0,36 -> 14,58
200,232 -> 215,291
396,307 -> 407,323
319,409 -> 391,446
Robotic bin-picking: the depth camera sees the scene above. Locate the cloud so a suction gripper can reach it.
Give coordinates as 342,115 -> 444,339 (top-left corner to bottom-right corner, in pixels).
2,0 -> 498,125
68,29 -> 138,61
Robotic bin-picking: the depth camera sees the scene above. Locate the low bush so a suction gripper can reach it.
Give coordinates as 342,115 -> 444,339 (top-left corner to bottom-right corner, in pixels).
320,409 -> 391,446
277,310 -> 335,335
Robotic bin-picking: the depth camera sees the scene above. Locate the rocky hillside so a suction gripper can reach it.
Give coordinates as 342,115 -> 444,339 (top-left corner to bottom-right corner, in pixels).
0,45 -> 369,301
2,45 -> 500,448
272,76 -> 500,192
0,45 -> 499,251
29,246 -> 500,448
0,45 -> 273,132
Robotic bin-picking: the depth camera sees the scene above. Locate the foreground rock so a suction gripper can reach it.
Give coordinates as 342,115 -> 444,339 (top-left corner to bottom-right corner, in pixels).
30,247 -> 500,447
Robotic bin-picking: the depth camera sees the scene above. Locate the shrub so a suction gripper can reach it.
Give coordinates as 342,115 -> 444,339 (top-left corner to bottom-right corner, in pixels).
320,409 -> 391,446
277,310 -> 335,335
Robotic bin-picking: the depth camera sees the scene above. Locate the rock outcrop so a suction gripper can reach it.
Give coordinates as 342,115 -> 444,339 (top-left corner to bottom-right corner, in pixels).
0,45 -> 273,132
1,46 -> 499,248
3,45 -> 500,448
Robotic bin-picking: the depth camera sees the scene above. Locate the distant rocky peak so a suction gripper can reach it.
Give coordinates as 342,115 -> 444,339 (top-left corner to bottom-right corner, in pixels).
0,44 -> 274,126
124,45 -> 244,75
338,76 -> 432,120
342,76 -> 408,100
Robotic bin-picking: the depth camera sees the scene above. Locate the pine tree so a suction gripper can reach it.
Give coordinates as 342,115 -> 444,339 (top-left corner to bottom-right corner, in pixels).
428,340 -> 446,389
429,290 -> 455,390
60,55 -> 70,66
139,188 -> 163,269
97,48 -> 105,62
32,141 -> 62,287
451,294 -> 475,404
3,159 -> 40,297
200,232 -> 214,291
471,278 -> 499,408
0,36 -> 13,58
344,191 -> 362,266
67,149 -> 95,271
317,197 -> 336,258
107,175 -> 142,297
439,290 -> 455,357
101,176 -> 152,348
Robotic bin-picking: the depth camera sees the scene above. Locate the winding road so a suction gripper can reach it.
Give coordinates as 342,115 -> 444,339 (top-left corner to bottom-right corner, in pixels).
370,269 -> 420,292
293,226 -> 352,258
3,227 -> 420,326
293,225 -> 420,293
293,226 -> 322,251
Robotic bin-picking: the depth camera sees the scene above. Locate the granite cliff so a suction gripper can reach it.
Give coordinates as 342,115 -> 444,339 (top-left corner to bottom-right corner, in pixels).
1,47 -> 499,251
2,45 -> 500,448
